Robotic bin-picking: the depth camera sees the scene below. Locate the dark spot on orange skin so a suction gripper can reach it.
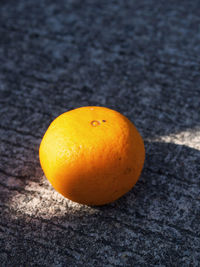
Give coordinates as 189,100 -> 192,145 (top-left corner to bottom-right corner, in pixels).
124,167 -> 132,174
102,120 -> 106,122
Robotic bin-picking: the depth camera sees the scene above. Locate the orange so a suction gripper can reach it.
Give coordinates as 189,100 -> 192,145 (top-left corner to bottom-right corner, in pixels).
39,106 -> 145,205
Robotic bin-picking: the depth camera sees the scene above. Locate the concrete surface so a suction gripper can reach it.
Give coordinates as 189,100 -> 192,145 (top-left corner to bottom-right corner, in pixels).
0,0 -> 200,266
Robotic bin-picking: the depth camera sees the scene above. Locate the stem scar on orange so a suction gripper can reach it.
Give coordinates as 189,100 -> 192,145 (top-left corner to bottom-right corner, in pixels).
39,106 -> 145,206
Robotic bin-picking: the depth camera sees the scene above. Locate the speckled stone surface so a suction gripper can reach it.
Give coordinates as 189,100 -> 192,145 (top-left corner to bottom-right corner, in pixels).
0,0 -> 200,266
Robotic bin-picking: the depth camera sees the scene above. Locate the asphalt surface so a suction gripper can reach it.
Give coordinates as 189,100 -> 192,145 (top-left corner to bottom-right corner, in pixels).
0,0 -> 200,266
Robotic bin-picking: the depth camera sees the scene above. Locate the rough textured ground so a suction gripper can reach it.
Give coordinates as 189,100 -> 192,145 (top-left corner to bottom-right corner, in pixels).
0,0 -> 200,266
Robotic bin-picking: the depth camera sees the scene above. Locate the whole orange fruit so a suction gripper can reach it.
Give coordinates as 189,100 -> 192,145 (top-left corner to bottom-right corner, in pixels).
39,106 -> 145,205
